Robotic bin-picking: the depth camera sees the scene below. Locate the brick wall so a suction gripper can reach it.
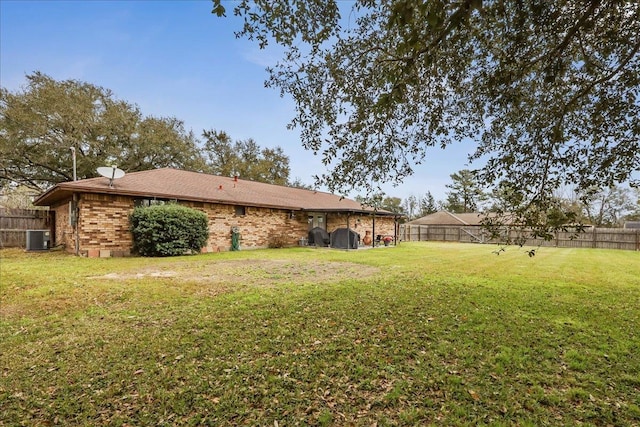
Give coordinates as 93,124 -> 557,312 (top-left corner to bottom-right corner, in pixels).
186,202 -> 309,252
79,194 -> 134,256
51,192 -> 397,256
64,194 -> 318,256
51,200 -> 75,251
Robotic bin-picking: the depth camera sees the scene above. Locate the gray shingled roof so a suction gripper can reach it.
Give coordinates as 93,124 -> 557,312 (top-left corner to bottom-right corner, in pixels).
34,168 -> 394,215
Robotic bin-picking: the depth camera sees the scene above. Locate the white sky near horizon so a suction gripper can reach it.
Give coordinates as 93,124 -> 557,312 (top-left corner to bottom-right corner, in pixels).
1,0 -> 477,202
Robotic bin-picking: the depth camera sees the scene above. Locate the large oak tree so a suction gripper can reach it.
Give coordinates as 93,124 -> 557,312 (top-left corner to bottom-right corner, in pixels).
1,73 -> 295,191
0,72 -> 206,190
212,0 -> 640,232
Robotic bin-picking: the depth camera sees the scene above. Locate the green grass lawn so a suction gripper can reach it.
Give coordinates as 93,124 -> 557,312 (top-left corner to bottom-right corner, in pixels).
1,242 -> 639,426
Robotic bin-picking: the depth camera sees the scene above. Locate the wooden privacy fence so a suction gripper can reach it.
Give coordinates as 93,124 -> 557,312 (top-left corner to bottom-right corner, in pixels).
0,208 -> 50,248
400,224 -> 640,251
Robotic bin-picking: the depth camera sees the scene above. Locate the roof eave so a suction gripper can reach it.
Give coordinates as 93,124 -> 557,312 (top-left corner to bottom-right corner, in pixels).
302,207 -> 398,216
33,184 -> 397,215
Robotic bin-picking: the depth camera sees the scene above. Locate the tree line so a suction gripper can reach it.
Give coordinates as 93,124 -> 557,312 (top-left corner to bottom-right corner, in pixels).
3,72 -> 638,227
0,72 -> 304,192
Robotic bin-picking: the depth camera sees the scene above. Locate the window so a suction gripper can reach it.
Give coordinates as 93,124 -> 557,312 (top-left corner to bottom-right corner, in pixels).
133,198 -> 175,208
235,206 -> 246,216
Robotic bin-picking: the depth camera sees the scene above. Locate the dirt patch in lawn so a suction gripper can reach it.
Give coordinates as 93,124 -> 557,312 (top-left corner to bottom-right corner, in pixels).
89,259 -> 380,295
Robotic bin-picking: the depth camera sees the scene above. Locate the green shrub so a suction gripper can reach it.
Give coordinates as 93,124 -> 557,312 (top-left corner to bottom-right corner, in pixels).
130,204 -> 209,257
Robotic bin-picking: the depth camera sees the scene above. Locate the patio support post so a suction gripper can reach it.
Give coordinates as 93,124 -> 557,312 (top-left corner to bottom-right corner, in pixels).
372,211 -> 376,247
394,215 -> 399,245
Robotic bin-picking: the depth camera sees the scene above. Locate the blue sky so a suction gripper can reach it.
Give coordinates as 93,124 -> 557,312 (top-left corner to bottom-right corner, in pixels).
0,0 -> 472,201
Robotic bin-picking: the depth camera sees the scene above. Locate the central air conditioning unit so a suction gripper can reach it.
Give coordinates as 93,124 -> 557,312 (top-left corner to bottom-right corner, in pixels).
26,230 -> 51,251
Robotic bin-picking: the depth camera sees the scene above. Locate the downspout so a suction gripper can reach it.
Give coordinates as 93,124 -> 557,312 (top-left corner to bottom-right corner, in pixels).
73,193 -> 79,256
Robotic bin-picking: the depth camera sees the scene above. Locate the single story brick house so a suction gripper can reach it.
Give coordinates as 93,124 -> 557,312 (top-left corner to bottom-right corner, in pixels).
34,168 -> 397,257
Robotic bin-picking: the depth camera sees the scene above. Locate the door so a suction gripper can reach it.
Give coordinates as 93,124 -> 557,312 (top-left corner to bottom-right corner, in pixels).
308,213 -> 326,230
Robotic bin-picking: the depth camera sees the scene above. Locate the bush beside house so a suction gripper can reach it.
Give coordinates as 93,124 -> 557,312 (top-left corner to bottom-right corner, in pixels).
130,204 -> 209,256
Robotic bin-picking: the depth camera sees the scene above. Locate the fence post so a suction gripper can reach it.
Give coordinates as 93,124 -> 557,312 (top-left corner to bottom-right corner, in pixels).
592,228 -> 597,248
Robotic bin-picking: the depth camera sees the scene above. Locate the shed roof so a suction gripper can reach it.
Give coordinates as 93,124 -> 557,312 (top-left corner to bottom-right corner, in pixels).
34,168 -> 394,215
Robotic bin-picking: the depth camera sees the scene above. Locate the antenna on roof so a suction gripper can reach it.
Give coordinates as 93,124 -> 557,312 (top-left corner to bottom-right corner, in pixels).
97,166 -> 125,188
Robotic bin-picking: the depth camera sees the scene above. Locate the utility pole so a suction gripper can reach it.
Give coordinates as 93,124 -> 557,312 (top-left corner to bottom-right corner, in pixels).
70,147 -> 77,181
